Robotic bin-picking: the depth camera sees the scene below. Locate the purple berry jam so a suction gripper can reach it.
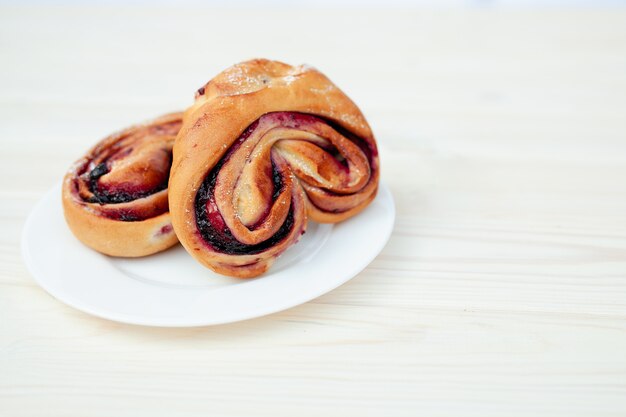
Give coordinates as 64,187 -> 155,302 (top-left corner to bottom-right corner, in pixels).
194,118 -> 293,255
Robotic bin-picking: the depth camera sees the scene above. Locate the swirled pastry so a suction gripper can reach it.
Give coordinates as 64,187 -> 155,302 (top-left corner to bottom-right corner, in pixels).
170,59 -> 379,278
62,113 -> 182,257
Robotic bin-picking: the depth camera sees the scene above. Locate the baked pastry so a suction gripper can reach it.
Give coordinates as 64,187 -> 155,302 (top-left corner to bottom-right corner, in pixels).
62,113 -> 182,257
170,59 -> 380,278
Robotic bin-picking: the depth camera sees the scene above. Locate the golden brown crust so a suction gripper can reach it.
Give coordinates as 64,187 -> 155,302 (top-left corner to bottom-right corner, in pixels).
62,113 -> 182,257
170,59 -> 380,277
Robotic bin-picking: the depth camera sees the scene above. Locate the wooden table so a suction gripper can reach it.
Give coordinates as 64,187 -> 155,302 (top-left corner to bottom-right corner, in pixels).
2,7 -> 625,416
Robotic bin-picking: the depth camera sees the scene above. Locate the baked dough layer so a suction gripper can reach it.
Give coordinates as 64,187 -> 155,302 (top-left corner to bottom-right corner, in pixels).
62,113 -> 182,257
170,59 -> 379,277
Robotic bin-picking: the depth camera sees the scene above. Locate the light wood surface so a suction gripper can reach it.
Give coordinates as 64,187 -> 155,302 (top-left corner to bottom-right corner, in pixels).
2,7 -> 626,416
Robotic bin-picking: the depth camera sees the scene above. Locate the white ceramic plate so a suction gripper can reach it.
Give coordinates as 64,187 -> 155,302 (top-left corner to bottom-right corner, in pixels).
22,182 -> 395,327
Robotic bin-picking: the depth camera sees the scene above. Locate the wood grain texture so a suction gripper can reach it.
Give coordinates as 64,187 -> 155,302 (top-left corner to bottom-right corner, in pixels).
1,7 -> 626,417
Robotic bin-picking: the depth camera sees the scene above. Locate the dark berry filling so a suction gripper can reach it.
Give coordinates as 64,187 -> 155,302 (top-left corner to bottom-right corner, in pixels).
271,158 -> 284,200
71,117 -> 181,223
86,157 -> 171,205
194,116 -> 297,255
193,111 -> 376,253
157,224 -> 173,236
195,159 -> 294,255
